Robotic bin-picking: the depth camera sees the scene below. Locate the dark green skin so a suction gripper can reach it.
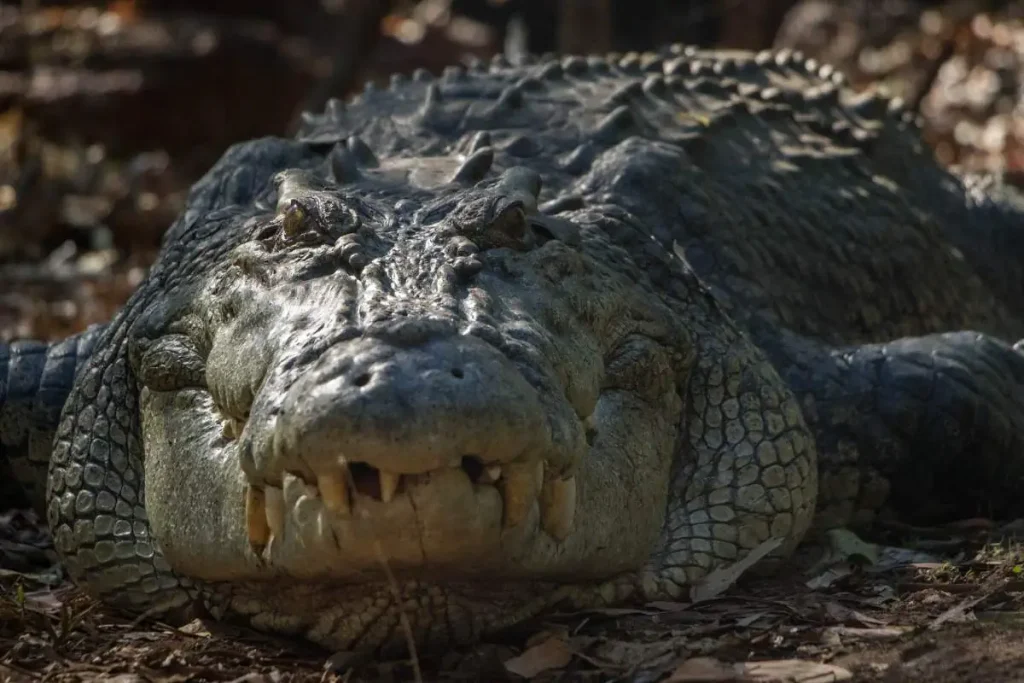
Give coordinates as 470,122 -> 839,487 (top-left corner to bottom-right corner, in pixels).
2,46 -> 1024,653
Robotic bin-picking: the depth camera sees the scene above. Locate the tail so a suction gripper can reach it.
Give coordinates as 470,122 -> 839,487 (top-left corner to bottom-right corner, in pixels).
1,325 -> 107,512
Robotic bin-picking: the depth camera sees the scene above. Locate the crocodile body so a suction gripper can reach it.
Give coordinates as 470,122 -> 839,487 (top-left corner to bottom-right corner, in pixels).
3,46 -> 1024,653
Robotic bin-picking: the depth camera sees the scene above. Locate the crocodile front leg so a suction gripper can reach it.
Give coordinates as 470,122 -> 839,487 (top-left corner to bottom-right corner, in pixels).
770,329 -> 1024,530
44,319 -> 202,619
0,325 -> 106,512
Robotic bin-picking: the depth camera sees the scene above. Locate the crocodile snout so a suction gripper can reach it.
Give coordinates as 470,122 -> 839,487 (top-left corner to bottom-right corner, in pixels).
278,334 -> 549,477
238,333 -> 580,570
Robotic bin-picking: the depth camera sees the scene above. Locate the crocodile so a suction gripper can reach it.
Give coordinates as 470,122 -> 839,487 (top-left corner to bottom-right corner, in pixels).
2,45 -> 1024,654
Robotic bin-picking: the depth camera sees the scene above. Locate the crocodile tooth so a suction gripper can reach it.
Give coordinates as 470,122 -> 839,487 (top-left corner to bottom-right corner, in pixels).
283,472 -> 316,530
501,460 -> 543,528
483,464 -> 502,483
222,419 -> 241,440
379,470 -> 400,503
293,491 -> 326,547
245,486 -> 270,547
540,475 -> 577,541
319,468 -> 352,516
264,486 -> 285,540
282,472 -> 307,505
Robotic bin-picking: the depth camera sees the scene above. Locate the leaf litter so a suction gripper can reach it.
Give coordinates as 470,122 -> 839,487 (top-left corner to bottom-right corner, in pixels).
7,521 -> 1024,681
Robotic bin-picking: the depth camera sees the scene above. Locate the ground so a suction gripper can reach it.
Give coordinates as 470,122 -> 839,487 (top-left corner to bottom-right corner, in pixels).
6,516 -> 1024,682
3,2 -> 1024,681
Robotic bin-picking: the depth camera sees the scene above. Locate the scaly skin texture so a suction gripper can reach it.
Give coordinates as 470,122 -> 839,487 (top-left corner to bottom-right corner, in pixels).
2,46 -> 1024,653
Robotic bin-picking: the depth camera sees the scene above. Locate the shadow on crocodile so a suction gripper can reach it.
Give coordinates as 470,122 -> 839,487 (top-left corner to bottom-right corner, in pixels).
2,45 -> 1024,654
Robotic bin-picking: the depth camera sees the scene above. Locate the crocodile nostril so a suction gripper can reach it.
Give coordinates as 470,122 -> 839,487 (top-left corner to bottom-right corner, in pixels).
451,367 -> 464,379
353,372 -> 372,387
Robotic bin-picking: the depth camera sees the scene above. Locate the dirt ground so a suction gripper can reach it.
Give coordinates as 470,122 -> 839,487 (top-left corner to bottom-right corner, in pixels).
6,519 -> 1024,682
4,1 -> 1024,681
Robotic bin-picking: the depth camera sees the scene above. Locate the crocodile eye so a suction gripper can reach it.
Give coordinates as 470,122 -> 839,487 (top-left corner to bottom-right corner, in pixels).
282,200 -> 309,236
274,197 -> 357,246
491,204 -> 527,241
480,202 -> 535,251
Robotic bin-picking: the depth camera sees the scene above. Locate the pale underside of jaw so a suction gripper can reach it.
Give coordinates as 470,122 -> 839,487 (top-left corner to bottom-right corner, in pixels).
238,436 -> 580,569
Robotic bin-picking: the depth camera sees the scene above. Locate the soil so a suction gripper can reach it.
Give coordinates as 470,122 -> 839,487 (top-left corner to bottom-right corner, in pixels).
6,522 -> 1024,682
4,2 -> 1024,681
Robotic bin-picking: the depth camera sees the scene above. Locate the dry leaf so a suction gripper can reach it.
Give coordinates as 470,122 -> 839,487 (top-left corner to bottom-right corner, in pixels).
575,606 -> 661,617
742,659 -> 852,681
735,610 -> 772,628
823,626 -> 913,642
823,601 -> 886,627
177,618 -> 212,637
225,674 -> 279,683
504,636 -> 573,678
869,545 -> 942,572
667,658 -> 852,682
666,656 -> 739,681
806,562 -> 854,590
690,537 -> 785,603
648,601 -> 690,612
22,589 -> 64,612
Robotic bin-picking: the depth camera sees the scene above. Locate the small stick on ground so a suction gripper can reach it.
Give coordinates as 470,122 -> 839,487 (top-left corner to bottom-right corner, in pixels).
373,539 -> 422,683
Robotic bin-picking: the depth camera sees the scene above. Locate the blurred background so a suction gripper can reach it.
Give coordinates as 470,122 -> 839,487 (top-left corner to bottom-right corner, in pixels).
1,0 -> 1023,343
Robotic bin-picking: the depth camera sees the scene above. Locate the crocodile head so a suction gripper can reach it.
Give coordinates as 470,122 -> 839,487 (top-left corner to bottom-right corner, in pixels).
129,145 -> 698,650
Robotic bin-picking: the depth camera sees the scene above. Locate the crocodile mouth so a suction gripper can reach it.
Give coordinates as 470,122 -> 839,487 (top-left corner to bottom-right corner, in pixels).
242,450 -> 578,563
205,331 -> 593,578
141,333 -> 672,588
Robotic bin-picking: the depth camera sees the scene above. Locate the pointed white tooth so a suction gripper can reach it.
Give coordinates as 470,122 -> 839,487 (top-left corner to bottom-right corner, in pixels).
541,475 -> 577,541
282,472 -> 308,507
283,472 -> 319,544
292,490 -> 324,549
319,468 -> 352,516
222,419 -> 242,439
501,460 -> 543,528
310,505 -> 338,555
264,485 -> 285,540
483,464 -> 502,483
379,470 -> 401,503
245,486 -> 270,547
